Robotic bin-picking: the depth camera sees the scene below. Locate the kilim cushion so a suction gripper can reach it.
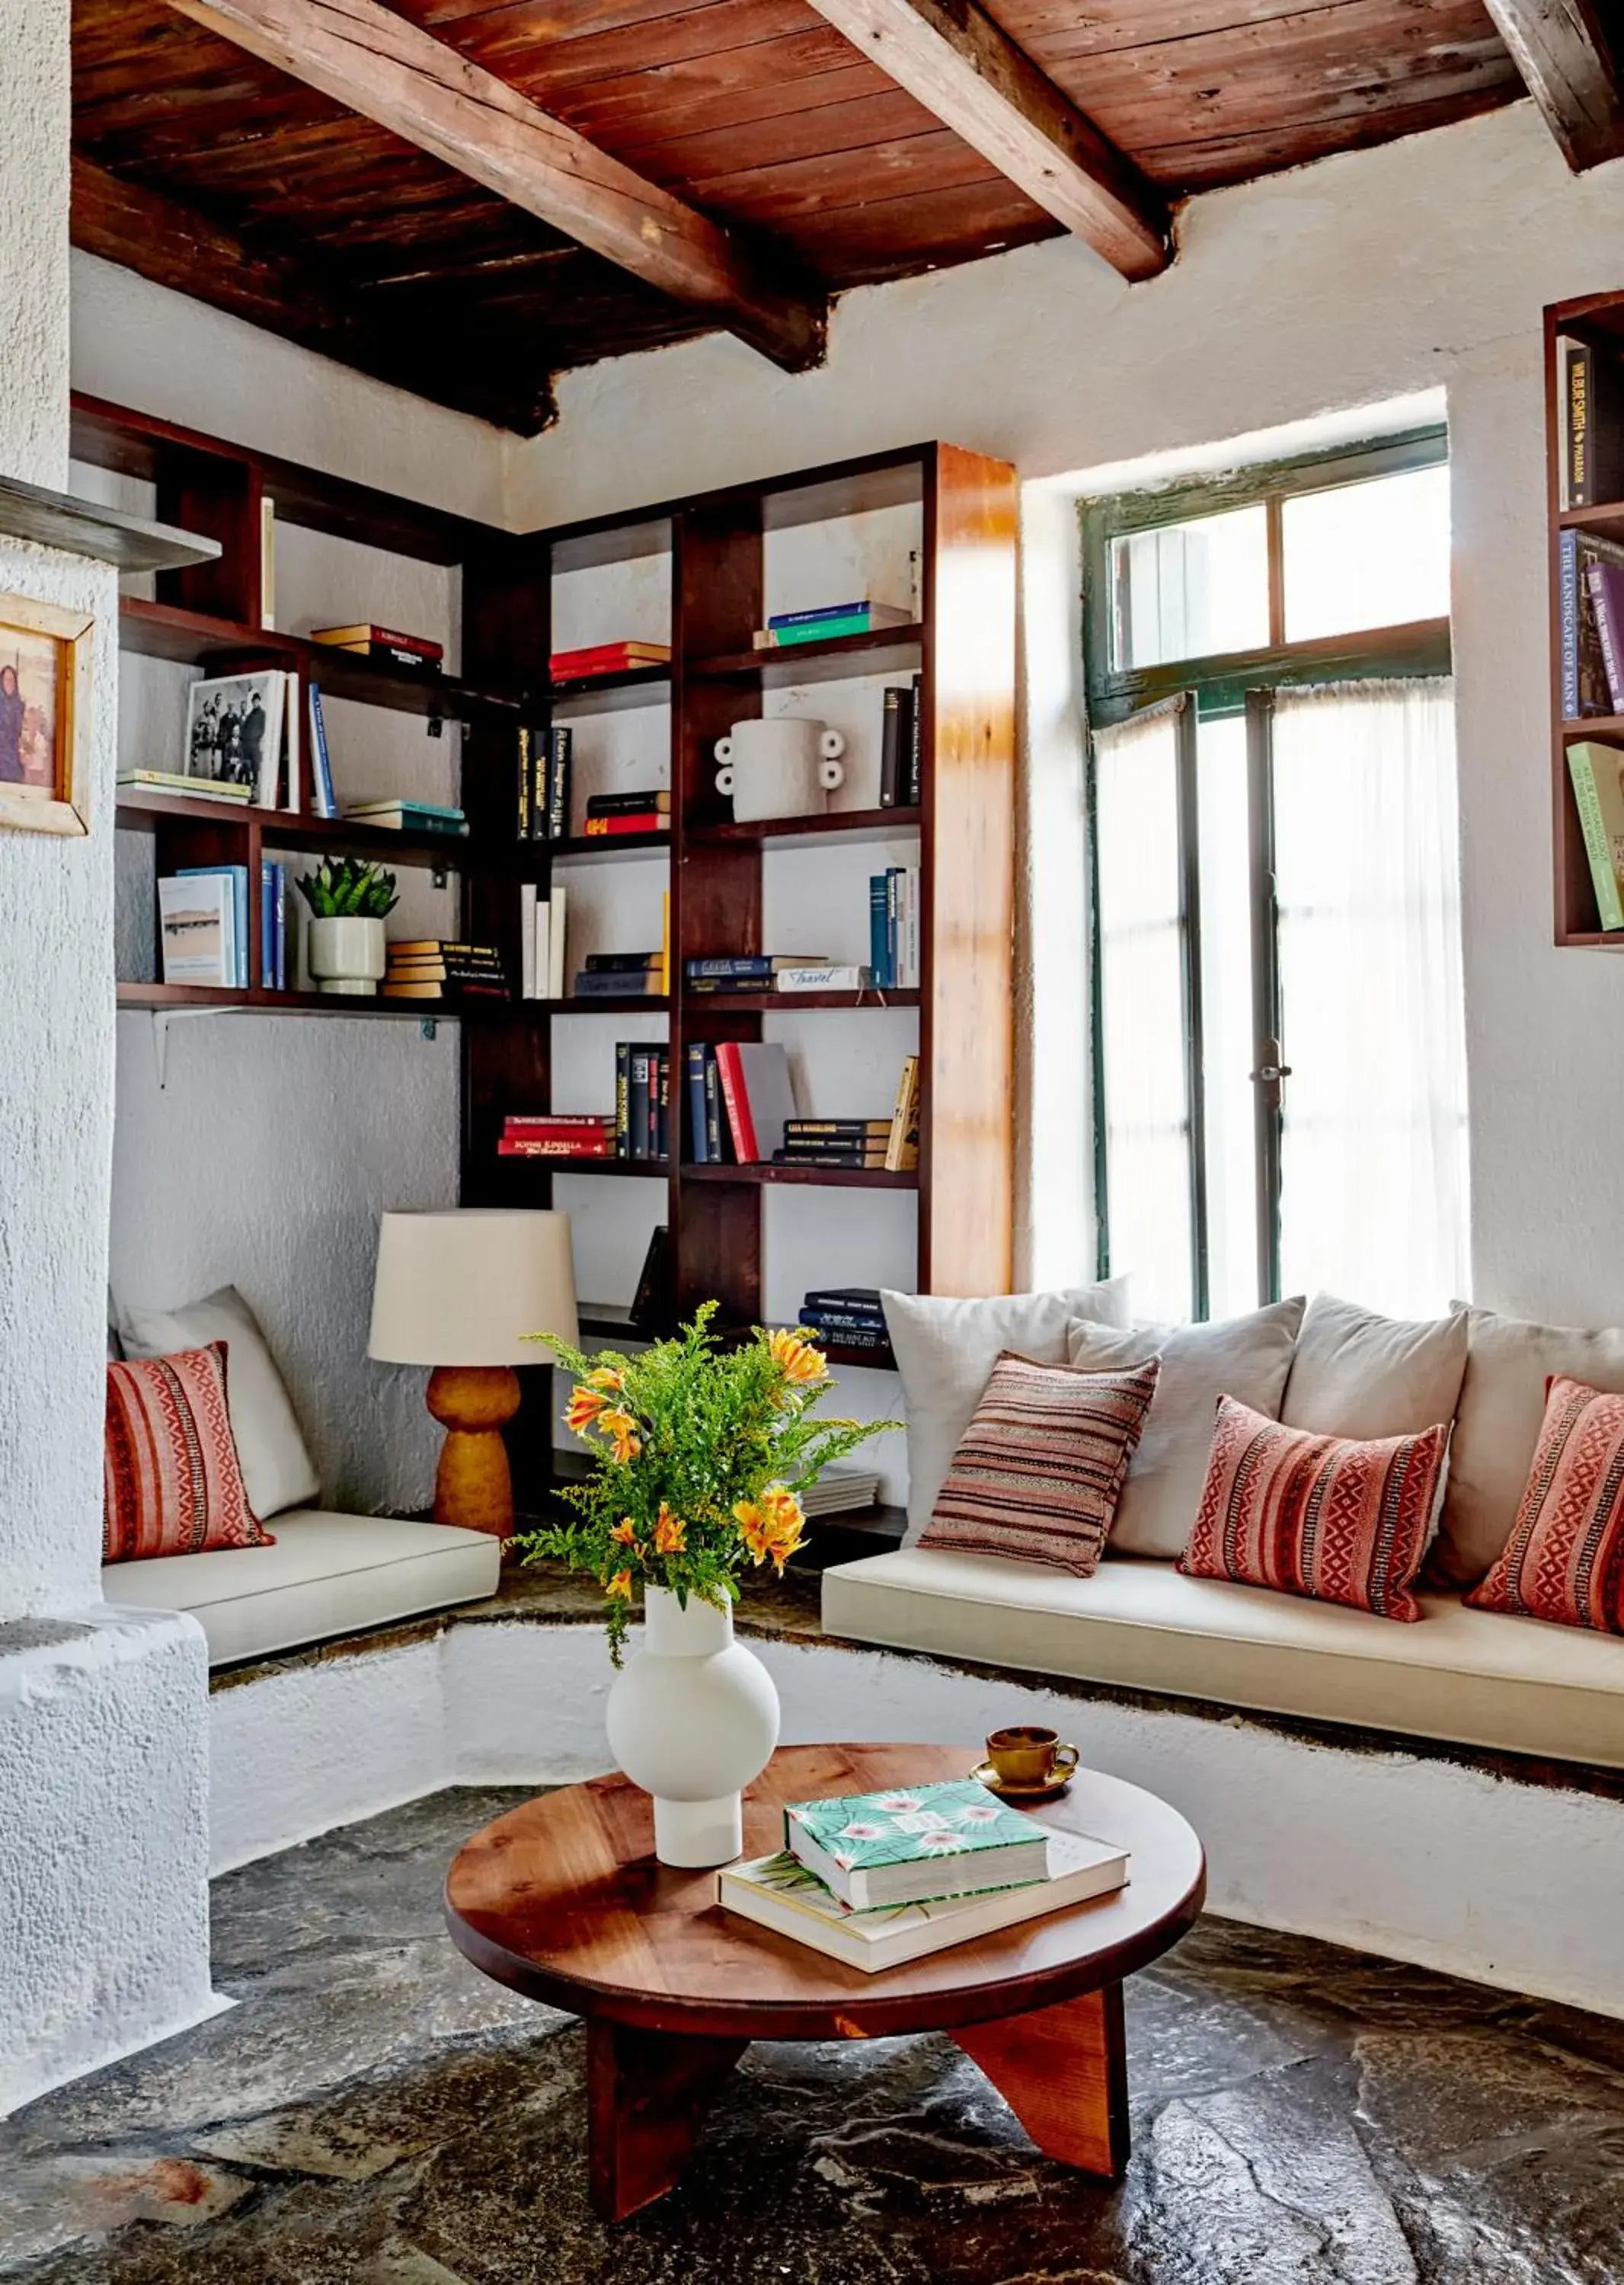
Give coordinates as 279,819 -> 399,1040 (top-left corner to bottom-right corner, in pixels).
918,1351 -> 1160,1576
1466,1377 -> 1624,1633
1179,1395 -> 1448,1622
104,1343 -> 273,1564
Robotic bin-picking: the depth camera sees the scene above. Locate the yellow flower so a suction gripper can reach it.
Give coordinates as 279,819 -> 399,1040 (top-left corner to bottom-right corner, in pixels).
587,1366 -> 625,1394
654,1503 -> 686,1555
564,1385 -> 609,1436
609,1517 -> 638,1548
605,1569 -> 633,1600
598,1408 -> 641,1463
768,1328 -> 828,1385
734,1485 -> 805,1572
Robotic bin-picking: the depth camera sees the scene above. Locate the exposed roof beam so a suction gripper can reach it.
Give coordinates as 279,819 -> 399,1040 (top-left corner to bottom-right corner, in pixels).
70,154 -> 558,431
800,0 -> 1168,281
163,0 -> 826,371
1482,0 -> 1624,171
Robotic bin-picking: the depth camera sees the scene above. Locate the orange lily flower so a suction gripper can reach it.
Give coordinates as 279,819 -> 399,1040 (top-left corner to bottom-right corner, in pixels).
598,1408 -> 641,1463
587,1366 -> 625,1394
609,1517 -> 638,1547
768,1328 -> 828,1385
654,1504 -> 686,1555
605,1569 -> 633,1600
564,1385 -> 609,1435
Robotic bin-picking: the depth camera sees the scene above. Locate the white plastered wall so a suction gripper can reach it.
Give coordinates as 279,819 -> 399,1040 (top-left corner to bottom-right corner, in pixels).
0,2 -> 213,2117
508,102 -> 1624,1323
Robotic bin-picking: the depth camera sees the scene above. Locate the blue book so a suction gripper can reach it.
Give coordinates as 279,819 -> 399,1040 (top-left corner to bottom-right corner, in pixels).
686,1042 -> 709,1165
273,863 -> 286,990
178,864 -> 248,986
885,868 -> 900,995
868,875 -> 890,990
260,858 -> 275,988
308,686 -> 337,819
767,599 -> 868,629
686,955 -> 776,979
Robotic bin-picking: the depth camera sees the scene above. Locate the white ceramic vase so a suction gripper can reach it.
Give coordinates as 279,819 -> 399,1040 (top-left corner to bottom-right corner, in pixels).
307,914 -> 386,997
606,1584 -> 780,1868
714,717 -> 846,823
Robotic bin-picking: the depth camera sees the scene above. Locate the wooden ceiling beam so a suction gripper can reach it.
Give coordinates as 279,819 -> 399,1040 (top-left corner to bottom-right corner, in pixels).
161,0 -> 826,371
798,0 -> 1168,281
1482,0 -> 1624,171
71,155 -> 558,431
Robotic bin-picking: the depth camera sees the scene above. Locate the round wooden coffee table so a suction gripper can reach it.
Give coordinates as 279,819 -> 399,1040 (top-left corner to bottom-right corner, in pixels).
445,1742 -> 1204,2220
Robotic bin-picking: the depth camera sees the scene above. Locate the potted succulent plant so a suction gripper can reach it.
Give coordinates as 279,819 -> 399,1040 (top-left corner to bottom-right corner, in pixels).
296,856 -> 399,996
519,1302 -> 894,1868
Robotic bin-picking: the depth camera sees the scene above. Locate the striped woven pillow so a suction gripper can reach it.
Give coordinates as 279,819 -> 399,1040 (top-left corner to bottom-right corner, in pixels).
919,1351 -> 1160,1576
1179,1395 -> 1447,1622
1466,1376 -> 1624,1632
104,1343 -> 272,1564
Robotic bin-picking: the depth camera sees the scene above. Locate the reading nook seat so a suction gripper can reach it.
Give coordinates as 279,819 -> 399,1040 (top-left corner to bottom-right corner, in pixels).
820,1547 -> 1624,1770
109,1513 -> 500,1668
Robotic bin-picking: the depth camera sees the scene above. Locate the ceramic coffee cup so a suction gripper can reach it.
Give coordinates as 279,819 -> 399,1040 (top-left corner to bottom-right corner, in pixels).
985,1724 -> 1080,1789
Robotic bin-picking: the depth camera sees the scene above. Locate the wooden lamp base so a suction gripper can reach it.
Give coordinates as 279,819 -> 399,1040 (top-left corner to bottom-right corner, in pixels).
427,1364 -> 520,1536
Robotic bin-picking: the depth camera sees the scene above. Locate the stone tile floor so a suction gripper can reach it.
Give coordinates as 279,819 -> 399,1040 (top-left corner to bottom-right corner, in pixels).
5,1788 -> 1624,2283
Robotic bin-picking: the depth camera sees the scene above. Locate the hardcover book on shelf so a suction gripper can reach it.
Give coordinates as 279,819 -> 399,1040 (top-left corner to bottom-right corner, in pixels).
720,1826 -> 1128,1973
785,1778 -> 1051,1910
550,641 -> 671,681
117,770 -> 254,806
583,813 -> 668,838
1558,337 -> 1624,511
158,871 -> 236,987
312,622 -> 443,663
714,1041 -> 795,1162
628,1226 -> 673,1333
885,1055 -> 921,1173
308,686 -> 338,820
1567,742 -> 1624,930
1585,561 -> 1624,713
547,727 -> 573,840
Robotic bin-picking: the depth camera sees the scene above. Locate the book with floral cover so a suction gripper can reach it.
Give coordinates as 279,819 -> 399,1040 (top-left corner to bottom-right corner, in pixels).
784,1778 -> 1051,1909
720,1826 -> 1128,1970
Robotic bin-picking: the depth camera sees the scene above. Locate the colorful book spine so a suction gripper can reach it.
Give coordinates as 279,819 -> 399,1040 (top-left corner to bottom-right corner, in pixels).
615,1043 -> 631,1158
880,686 -> 904,808
516,725 -> 532,841
713,1040 -> 757,1161
686,1042 -> 709,1165
571,971 -> 666,999
308,686 -> 337,820
1568,745 -> 1624,929
547,726 -> 572,842
583,813 -> 667,836
906,672 -> 923,804
1587,561 -> 1624,712
868,877 -> 890,989
703,1048 -> 725,1163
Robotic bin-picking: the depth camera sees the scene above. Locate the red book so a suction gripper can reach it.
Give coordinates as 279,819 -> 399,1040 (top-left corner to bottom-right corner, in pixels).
583,814 -> 668,837
712,1040 -> 758,1162
504,1113 -> 615,1131
497,1139 -> 616,1158
550,644 -> 670,678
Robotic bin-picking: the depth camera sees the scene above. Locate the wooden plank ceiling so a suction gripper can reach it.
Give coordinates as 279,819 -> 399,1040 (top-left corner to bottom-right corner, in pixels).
73,0 -> 1538,432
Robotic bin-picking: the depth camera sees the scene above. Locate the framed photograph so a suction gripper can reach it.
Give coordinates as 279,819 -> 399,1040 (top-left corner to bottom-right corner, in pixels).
183,670 -> 286,806
0,593 -> 95,839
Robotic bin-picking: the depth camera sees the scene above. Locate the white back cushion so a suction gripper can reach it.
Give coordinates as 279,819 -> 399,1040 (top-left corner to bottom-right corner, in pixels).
883,1280 -> 1132,1542
1067,1299 -> 1306,1559
1281,1293 -> 1468,1440
117,1285 -> 320,1520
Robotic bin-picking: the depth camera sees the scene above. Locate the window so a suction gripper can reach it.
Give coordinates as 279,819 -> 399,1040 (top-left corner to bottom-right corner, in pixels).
1083,434 -> 1467,1322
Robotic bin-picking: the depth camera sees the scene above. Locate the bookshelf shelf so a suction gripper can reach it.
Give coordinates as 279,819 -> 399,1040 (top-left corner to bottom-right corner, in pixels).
93,391 -> 1015,1493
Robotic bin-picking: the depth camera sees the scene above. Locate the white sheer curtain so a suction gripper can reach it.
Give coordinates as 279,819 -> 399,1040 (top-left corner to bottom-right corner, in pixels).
1092,699 -> 1192,1322
1272,678 -> 1469,1315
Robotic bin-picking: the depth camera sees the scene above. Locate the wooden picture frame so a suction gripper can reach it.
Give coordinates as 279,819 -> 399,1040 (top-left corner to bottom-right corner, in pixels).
0,592 -> 95,838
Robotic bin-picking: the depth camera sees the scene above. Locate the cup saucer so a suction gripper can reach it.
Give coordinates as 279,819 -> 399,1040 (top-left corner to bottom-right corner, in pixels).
970,1759 -> 1075,1804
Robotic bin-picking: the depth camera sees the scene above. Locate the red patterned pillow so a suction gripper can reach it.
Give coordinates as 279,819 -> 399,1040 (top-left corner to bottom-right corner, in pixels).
1466,1376 -> 1624,1631
104,1344 -> 272,1563
919,1351 -> 1160,1577
1180,1395 -> 1447,1622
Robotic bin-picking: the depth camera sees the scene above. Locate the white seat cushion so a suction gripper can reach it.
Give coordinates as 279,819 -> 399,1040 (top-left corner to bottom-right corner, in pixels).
822,1545 -> 1624,1767
105,1511 -> 500,1667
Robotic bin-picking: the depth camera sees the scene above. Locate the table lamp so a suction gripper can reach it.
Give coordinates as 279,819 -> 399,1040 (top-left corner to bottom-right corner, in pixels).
369,1209 -> 578,1536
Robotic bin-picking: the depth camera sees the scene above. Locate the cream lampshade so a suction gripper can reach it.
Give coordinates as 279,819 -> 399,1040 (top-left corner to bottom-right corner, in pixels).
369,1210 -> 578,1536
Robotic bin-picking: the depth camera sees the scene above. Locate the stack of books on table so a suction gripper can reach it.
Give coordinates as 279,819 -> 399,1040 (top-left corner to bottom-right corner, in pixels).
584,791 -> 670,839
798,1288 -> 890,1353
798,1462 -> 882,1517
718,1778 -> 1130,1971
382,939 -> 509,1002
344,797 -> 468,836
684,954 -> 854,995
550,641 -> 671,683
498,1113 -> 615,1160
753,600 -> 913,650
615,1043 -> 670,1160
312,622 -> 443,674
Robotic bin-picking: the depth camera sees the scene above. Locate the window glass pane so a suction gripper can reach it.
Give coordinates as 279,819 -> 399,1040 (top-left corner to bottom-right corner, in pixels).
1110,506 -> 1269,670
1194,711 -> 1259,1318
1094,706 -> 1193,1322
1273,679 -> 1469,1315
1282,464 -> 1450,642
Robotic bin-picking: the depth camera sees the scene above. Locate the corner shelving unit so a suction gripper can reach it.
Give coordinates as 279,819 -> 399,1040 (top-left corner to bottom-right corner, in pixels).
1546,292 -> 1624,945
82,394 -> 1016,1477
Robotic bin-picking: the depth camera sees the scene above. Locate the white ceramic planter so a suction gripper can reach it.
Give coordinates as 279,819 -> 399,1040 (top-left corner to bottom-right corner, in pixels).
714,717 -> 846,822
605,1584 -> 780,1867
307,914 -> 386,997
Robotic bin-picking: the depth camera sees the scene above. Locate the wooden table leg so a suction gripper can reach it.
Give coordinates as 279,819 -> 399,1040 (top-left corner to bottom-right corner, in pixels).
585,2019 -> 750,2221
953,1980 -> 1130,2178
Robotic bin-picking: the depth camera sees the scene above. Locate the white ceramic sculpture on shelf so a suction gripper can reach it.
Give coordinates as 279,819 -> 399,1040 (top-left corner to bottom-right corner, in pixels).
714,717 -> 846,823
605,1585 -> 781,1867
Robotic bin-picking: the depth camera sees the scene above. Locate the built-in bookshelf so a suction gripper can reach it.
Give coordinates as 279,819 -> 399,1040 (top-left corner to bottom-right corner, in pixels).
82,394 -> 1017,1492
1546,293 -> 1624,945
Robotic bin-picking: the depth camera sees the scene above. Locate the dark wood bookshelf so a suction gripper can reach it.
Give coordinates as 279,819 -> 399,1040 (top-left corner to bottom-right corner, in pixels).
1546,295 -> 1624,947
97,395 -> 1015,1484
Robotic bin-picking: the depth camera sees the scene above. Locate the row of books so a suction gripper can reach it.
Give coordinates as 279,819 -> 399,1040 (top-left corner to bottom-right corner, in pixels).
718,1778 -> 1128,1973
158,865 -> 263,989
684,954 -> 870,995
382,939 -> 509,1001
499,1111 -> 619,1160
870,867 -> 922,990
777,1057 -> 919,1174
752,599 -> 912,650
1556,334 -> 1624,513
516,726 -> 572,842
798,1286 -> 889,1352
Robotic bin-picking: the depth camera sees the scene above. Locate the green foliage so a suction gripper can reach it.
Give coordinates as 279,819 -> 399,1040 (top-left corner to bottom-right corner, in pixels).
517,1302 -> 895,1662
296,855 -> 399,919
